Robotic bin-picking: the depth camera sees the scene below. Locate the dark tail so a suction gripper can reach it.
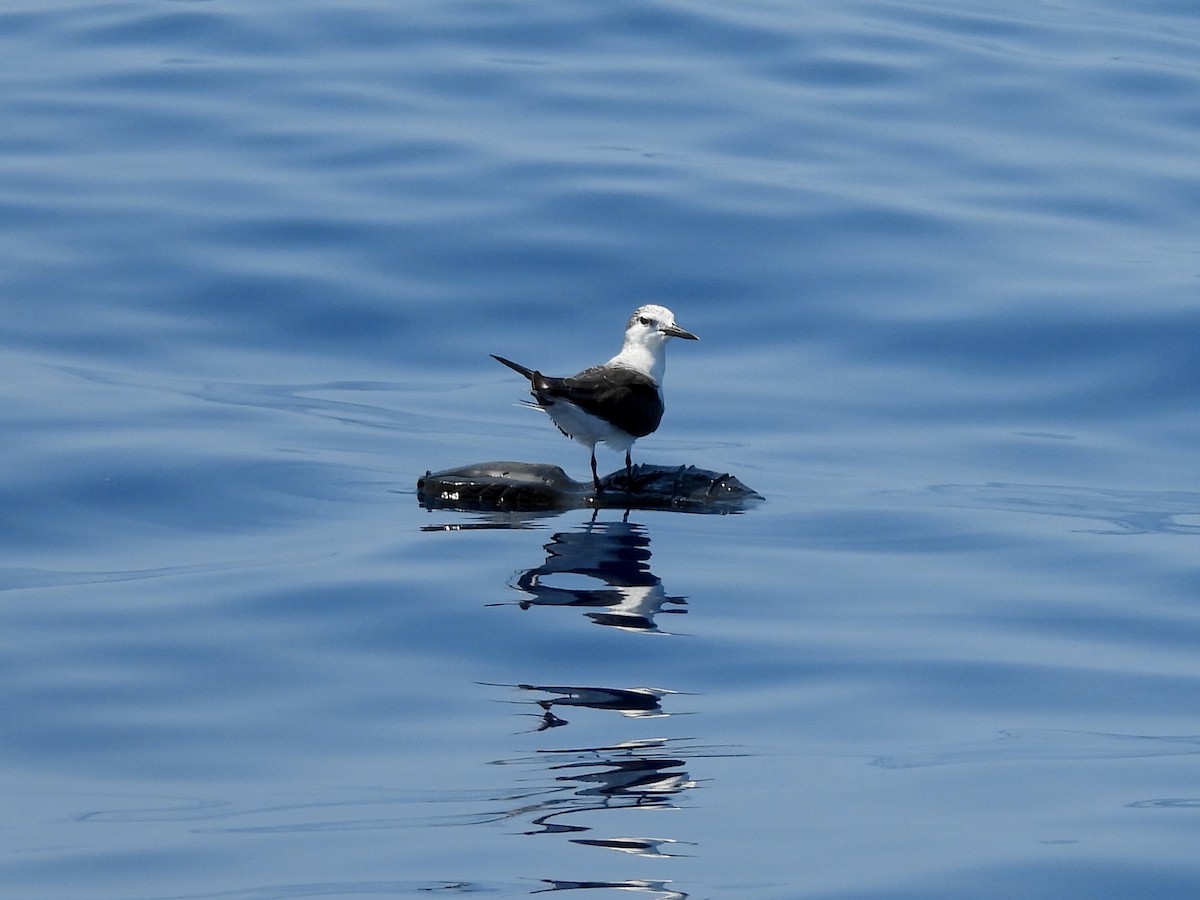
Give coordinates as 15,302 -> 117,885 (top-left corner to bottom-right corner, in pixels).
491,354 -> 536,381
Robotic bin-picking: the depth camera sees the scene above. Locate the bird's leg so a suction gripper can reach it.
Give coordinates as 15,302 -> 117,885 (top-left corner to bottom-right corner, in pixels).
590,449 -> 601,492
625,450 -> 634,489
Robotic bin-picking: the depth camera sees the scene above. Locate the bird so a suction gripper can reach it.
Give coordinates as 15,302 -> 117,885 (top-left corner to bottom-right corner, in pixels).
492,304 -> 699,492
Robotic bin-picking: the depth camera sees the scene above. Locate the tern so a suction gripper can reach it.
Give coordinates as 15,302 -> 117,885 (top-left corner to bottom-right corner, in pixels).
492,304 -> 699,491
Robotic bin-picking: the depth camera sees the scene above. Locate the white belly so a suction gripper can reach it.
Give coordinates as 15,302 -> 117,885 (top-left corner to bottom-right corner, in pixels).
545,400 -> 637,452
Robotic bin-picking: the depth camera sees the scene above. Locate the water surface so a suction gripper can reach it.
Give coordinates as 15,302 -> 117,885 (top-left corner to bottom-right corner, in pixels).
3,1 -> 1200,898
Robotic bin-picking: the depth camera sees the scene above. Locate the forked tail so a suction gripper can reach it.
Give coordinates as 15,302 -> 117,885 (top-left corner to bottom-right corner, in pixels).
490,354 -> 535,380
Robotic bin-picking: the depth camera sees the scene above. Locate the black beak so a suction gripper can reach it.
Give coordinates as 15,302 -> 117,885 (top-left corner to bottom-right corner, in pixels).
662,323 -> 699,341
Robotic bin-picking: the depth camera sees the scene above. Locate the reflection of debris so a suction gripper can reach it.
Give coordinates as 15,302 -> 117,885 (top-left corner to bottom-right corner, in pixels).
571,836 -> 690,858
418,461 -> 762,513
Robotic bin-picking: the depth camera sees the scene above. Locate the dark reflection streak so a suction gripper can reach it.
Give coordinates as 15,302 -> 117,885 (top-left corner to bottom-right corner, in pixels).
419,510 -> 554,532
538,710 -> 570,731
481,682 -> 681,729
476,759 -> 692,834
527,805 -> 629,836
476,736 -> 752,865
1128,798 -> 1200,808
571,837 -> 690,858
546,757 -> 689,791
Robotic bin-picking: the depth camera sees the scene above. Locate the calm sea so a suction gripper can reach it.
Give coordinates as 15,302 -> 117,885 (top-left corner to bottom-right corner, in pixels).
3,1 -> 1199,898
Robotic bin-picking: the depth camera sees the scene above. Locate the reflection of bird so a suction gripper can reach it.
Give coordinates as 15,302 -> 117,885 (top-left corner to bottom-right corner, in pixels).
492,304 -> 698,491
533,879 -> 686,899
509,521 -> 687,634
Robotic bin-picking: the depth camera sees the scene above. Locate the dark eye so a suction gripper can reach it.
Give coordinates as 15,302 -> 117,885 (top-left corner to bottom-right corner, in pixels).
638,316 -> 653,326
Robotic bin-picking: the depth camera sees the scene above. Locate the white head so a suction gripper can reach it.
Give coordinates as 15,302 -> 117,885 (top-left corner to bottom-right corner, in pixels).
610,304 -> 699,381
624,304 -> 699,345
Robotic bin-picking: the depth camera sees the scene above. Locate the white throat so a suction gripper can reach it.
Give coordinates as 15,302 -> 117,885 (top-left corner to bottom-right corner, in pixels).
607,335 -> 668,385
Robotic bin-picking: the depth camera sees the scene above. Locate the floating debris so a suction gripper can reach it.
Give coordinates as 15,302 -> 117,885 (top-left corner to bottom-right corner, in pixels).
417,461 -> 762,514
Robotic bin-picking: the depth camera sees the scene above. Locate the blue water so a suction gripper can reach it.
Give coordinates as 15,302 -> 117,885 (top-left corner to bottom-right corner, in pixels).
3,1 -> 1200,897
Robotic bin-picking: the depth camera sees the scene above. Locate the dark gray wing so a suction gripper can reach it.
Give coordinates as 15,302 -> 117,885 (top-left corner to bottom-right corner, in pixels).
535,365 -> 663,438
